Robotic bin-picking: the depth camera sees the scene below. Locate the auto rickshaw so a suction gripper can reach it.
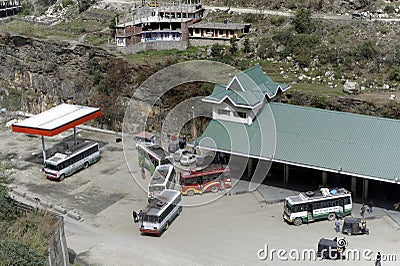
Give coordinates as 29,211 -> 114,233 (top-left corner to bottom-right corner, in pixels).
342,217 -> 369,235
317,238 -> 346,260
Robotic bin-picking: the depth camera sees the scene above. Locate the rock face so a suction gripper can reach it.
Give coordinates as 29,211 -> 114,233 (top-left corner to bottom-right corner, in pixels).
0,32 -> 136,130
1,33 -> 104,109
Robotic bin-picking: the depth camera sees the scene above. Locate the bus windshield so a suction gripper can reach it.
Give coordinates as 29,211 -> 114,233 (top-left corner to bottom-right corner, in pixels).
44,163 -> 58,171
284,201 -> 292,214
149,185 -> 164,193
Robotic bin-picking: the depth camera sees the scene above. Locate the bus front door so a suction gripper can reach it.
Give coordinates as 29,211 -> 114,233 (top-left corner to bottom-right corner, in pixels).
307,204 -> 314,222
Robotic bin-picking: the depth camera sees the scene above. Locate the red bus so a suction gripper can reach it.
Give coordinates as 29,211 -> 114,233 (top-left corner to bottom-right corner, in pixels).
180,167 -> 232,196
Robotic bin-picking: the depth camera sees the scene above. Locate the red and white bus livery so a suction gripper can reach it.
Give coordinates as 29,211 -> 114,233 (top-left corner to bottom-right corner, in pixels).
180,166 -> 232,196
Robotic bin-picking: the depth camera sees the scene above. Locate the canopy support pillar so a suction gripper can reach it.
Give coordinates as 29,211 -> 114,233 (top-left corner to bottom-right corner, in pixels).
322,171 -> 328,186
74,127 -> 77,145
351,177 -> 357,197
362,179 -> 369,200
284,164 -> 289,184
41,136 -> 46,164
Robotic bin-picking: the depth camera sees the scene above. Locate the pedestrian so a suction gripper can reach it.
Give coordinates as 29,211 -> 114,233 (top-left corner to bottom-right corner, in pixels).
368,200 -> 373,214
335,218 -> 341,233
375,251 -> 381,266
132,210 -> 138,223
360,203 -> 366,217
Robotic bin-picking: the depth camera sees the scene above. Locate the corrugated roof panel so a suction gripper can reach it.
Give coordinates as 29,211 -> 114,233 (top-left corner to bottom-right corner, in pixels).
196,101 -> 400,183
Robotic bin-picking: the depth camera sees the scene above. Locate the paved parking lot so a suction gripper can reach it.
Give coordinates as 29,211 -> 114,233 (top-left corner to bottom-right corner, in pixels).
1,122 -> 400,265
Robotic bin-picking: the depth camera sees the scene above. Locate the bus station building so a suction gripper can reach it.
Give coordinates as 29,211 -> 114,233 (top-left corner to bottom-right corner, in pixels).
193,65 -> 400,202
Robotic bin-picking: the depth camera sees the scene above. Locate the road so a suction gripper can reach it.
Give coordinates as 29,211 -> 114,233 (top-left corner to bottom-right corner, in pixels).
204,5 -> 400,22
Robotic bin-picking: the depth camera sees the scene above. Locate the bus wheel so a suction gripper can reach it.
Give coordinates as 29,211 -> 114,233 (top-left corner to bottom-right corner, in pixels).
84,162 -> 89,169
327,212 -> 336,221
294,217 -> 303,226
211,186 -> 218,193
165,222 -> 169,230
59,174 -> 65,181
187,190 -> 195,196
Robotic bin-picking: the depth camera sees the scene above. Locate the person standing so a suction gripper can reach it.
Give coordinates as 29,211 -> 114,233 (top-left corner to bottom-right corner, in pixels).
335,218 -> 341,233
361,203 -> 366,218
132,210 -> 138,223
375,251 -> 381,266
368,200 -> 373,214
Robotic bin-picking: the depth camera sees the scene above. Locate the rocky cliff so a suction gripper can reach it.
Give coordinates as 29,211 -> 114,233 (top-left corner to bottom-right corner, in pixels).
0,32 -> 137,130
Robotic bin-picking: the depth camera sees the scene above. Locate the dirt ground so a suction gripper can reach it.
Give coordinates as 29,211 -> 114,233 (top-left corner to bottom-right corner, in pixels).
1,123 -> 400,265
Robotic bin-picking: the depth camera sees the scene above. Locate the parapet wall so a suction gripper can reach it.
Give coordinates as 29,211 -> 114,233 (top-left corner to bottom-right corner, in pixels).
116,40 -> 188,54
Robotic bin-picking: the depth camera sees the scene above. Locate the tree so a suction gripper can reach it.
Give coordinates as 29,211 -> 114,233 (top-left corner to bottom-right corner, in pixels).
211,43 -> 224,58
78,0 -> 95,13
229,36 -> 238,55
243,38 -> 251,54
292,9 -> 313,34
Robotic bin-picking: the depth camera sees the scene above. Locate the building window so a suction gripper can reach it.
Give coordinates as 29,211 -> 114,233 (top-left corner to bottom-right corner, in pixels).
234,111 -> 247,118
230,30 -> 234,35
218,109 -> 230,116
219,30 -> 223,35
195,28 -> 200,34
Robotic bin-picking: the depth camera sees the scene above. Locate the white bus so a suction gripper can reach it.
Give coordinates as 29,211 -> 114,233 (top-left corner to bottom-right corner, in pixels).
137,144 -> 171,174
148,164 -> 176,200
139,189 -> 182,236
283,187 -> 352,226
44,141 -> 100,181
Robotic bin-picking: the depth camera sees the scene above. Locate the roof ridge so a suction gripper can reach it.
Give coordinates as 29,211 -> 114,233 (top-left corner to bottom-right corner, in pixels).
270,102 -> 400,123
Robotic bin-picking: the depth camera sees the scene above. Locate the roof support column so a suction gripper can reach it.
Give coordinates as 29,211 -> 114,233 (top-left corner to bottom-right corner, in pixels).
283,164 -> 289,184
41,136 -> 46,164
74,127 -> 77,145
362,179 -> 369,200
351,177 -> 357,197
247,158 -> 253,179
322,171 -> 328,186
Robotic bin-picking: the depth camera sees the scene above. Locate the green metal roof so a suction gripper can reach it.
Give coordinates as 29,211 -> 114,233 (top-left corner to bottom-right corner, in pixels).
195,102 -> 400,183
203,65 -> 290,108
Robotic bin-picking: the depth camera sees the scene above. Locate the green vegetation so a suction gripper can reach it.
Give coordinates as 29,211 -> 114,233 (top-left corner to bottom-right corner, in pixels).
0,161 -> 56,265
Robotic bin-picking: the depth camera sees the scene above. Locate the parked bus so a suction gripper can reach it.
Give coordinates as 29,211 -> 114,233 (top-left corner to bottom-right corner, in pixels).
180,166 -> 232,196
44,141 -> 100,181
139,189 -> 182,236
283,187 -> 352,226
134,131 -> 155,148
137,144 -> 171,174
148,164 -> 176,200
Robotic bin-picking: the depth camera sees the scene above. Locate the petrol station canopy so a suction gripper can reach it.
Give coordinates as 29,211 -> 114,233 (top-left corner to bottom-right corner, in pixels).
12,104 -> 102,136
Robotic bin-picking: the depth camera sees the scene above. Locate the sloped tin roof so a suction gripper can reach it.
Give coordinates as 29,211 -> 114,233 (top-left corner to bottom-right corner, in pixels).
203,65 -> 290,108
195,102 -> 400,183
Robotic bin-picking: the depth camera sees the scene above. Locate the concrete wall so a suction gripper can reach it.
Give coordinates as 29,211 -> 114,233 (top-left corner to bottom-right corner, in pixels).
116,40 -> 188,54
48,218 -> 69,266
189,38 -> 230,47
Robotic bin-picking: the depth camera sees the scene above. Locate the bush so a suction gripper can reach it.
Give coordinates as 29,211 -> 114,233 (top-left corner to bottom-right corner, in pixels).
78,0 -> 95,13
389,68 -> 400,82
384,5 -> 395,14
62,0 -> 74,7
20,1 -> 33,16
357,40 -> 376,60
0,239 -> 47,266
269,15 -> 286,26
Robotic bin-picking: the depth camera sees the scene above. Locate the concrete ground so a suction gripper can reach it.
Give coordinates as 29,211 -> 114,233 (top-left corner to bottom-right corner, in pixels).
1,120 -> 400,265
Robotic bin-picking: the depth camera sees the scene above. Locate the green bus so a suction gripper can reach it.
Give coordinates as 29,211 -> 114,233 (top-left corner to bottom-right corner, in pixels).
283,188 -> 352,226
